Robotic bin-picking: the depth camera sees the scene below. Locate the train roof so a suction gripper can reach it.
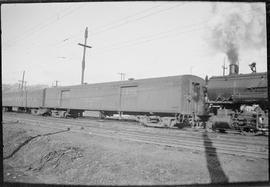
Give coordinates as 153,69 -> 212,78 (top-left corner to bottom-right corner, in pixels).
209,72 -> 267,80
49,74 -> 205,90
3,74 -> 205,93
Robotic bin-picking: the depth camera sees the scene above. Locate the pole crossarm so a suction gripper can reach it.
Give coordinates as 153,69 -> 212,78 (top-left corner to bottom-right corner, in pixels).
78,43 -> 92,48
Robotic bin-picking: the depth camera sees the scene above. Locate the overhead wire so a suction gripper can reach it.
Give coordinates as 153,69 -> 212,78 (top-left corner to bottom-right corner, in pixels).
4,4 -> 264,57
18,3 -> 184,55
94,20 -> 208,52
38,3 -> 171,48
46,2 -> 187,58
3,3 -> 165,51
90,6 -> 264,55
93,25 -> 207,56
54,3 -> 265,51
90,3 -> 164,34
11,5 -> 75,42
5,5 -> 85,49
90,2 -> 186,36
31,2 -> 185,49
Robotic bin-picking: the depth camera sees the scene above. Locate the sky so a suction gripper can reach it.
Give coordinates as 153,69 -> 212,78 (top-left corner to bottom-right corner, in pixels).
1,1 -> 267,86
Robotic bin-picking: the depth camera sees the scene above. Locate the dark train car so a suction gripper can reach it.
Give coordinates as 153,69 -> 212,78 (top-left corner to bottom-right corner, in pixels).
3,89 -> 45,111
3,91 -> 25,110
3,74 -> 205,128
207,72 -> 268,109
43,75 -> 205,118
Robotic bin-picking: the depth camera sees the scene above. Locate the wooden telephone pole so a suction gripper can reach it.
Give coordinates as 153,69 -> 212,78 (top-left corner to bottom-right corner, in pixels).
78,27 -> 92,84
118,72 -> 126,81
18,70 -> 26,90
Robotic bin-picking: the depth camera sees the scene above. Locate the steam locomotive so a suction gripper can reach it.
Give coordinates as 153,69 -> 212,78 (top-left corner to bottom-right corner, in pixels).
205,63 -> 268,133
2,64 -> 268,133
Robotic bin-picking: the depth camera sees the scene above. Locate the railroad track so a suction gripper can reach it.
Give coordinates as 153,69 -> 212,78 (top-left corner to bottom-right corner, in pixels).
4,113 -> 267,145
3,113 -> 268,159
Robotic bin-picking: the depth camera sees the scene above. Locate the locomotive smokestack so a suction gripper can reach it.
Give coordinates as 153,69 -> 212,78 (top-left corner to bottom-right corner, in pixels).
227,45 -> 239,75
229,63 -> 239,75
228,58 -> 239,75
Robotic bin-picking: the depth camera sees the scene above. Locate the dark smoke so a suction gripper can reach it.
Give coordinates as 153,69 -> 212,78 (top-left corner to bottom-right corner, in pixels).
226,47 -> 238,65
206,3 -> 266,64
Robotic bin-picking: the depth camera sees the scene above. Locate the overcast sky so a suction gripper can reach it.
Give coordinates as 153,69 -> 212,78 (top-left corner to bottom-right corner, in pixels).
2,1 -> 267,86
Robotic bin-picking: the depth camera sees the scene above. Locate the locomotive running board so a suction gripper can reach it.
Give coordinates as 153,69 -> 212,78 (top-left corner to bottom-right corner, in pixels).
207,101 -> 234,105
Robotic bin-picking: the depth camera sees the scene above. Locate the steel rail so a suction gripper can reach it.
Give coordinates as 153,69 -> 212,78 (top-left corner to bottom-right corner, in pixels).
3,114 -> 268,149
4,113 -> 267,146
3,114 -> 268,159
4,117 -> 268,159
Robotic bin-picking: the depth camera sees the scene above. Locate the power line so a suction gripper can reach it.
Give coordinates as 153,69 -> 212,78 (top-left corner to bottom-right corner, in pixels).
6,5 -> 85,48
20,4 -> 165,51
13,4 -> 171,54
38,4 -> 167,49
91,3 -> 186,36
39,2 -> 184,48
93,24 -> 206,55
94,20 -> 208,52
15,19 -> 207,58
52,3 -> 265,49
90,3 -> 164,34
11,5 -> 75,42
49,3 -> 260,55
91,6 -> 264,55
3,3 -> 263,55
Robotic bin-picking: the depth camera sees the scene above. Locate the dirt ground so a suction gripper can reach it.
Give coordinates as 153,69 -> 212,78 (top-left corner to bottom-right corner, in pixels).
3,115 -> 269,185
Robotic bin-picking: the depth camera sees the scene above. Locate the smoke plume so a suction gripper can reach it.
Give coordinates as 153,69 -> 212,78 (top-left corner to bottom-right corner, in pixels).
206,3 -> 266,64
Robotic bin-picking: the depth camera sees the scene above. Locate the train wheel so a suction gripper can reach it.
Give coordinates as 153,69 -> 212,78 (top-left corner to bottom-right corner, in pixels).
231,121 -> 238,130
218,129 -> 226,133
212,124 -> 217,132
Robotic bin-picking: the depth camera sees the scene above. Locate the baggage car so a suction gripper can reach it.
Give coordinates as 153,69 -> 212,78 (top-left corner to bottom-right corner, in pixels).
3,74 -> 205,127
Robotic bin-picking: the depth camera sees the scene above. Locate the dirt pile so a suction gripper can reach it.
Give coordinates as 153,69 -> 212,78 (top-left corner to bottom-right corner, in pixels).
3,123 -> 84,183
26,146 -> 83,172
3,123 -> 30,159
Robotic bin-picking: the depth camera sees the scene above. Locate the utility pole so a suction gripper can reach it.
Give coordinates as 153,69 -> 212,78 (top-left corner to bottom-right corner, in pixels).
52,81 -> 58,87
118,72 -> 126,81
24,81 -> 27,108
52,80 -> 59,87
18,71 -> 26,90
222,57 -> 227,76
78,27 -> 92,85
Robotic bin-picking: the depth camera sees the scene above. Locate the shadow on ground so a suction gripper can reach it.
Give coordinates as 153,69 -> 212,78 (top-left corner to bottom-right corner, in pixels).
202,131 -> 229,183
